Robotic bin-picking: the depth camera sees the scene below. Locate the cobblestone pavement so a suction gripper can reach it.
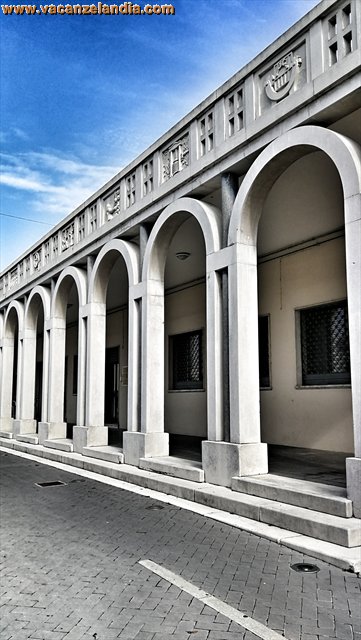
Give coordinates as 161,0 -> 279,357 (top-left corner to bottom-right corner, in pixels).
0,451 -> 360,640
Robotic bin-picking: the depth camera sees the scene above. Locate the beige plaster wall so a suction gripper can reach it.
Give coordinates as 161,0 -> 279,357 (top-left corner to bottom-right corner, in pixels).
258,238 -> 353,453
164,282 -> 207,437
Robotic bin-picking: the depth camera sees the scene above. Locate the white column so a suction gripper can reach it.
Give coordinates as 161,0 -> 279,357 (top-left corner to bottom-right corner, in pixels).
123,279 -> 168,466
76,312 -> 87,427
73,302 -> 108,453
203,242 -> 267,486
127,296 -> 140,432
41,329 -> 50,423
345,194 -> 361,517
141,279 -> 164,433
228,243 -> 261,444
13,328 -> 37,436
206,269 -> 223,441
38,317 -> 67,443
0,337 -> 14,434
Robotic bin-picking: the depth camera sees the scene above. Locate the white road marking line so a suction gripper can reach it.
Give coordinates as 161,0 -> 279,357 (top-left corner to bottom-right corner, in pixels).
139,559 -> 288,640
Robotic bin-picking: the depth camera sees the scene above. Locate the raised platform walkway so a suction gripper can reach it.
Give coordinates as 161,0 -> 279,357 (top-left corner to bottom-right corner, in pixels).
1,436 -> 360,574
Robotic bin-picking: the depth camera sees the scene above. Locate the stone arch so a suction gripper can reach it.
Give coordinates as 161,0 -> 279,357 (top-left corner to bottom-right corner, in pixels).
4,299 -> 24,336
52,266 -> 87,318
0,300 -> 24,428
85,239 -> 140,436
47,266 -> 87,434
89,239 -> 139,304
226,125 -> 361,477
139,197 -> 222,452
19,286 -> 52,428
228,126 -> 361,246
143,197 -> 221,282
25,285 -> 51,330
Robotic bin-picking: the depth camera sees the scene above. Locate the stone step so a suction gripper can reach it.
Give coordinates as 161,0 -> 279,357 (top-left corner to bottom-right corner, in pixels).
0,431 -> 13,439
16,433 -> 39,445
140,456 -> 205,483
43,438 -> 74,452
194,485 -> 361,548
232,474 -> 352,518
83,446 -> 124,464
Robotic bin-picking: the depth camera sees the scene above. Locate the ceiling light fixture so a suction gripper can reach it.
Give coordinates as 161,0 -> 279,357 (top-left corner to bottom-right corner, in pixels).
176,251 -> 191,261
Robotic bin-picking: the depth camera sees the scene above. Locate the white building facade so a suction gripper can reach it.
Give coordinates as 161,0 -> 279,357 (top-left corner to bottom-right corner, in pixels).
1,0 -> 361,521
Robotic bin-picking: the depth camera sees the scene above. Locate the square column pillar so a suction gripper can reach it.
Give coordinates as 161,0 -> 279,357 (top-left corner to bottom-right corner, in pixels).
0,337 -> 15,435
15,328 -> 37,436
345,196 -> 361,516
203,243 -> 267,486
73,302 -> 108,453
123,280 -> 168,466
38,317 -> 66,443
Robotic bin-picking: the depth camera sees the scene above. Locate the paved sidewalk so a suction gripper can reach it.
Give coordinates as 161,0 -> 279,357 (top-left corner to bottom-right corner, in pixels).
0,451 -> 360,640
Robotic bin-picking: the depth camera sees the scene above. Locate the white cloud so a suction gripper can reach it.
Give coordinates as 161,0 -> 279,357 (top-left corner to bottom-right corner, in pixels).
0,149 -> 120,218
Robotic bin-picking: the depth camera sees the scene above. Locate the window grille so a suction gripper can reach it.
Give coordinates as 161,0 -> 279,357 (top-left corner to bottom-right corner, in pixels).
170,330 -> 203,390
300,301 -> 350,385
226,86 -> 244,138
199,110 -> 214,156
143,160 -> 153,196
126,173 -> 136,207
326,3 -> 354,67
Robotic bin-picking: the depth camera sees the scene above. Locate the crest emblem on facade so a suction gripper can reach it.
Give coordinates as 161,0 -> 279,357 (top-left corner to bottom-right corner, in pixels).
265,52 -> 302,101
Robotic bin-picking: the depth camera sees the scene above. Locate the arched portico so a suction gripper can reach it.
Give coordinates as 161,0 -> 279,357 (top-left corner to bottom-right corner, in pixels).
123,197 -> 222,466
13,286 -> 51,441
227,126 -> 361,512
0,301 -> 24,434
39,266 -> 87,447
73,239 -> 140,454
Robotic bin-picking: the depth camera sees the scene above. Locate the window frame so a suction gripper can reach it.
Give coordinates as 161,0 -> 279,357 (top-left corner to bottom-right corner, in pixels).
168,329 -> 204,392
296,299 -> 351,388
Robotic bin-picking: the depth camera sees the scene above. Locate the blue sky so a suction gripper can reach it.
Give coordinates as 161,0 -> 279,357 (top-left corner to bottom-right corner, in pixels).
0,0 -> 320,270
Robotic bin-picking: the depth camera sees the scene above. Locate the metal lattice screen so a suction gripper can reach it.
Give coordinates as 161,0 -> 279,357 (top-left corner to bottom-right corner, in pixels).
171,330 -> 203,390
301,301 -> 350,385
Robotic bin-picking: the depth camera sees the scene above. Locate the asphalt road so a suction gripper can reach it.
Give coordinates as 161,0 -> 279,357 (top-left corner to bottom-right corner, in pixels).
0,450 -> 360,640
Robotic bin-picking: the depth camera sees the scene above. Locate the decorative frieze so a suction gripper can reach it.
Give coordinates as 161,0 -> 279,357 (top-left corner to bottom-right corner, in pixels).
44,241 -> 50,265
105,188 -> 121,220
264,52 -> 302,102
162,133 -> 189,181
61,223 -> 74,252
259,41 -> 306,114
33,249 -> 41,271
89,204 -> 97,232
52,234 -> 59,258
78,213 -> 86,240
10,267 -> 18,289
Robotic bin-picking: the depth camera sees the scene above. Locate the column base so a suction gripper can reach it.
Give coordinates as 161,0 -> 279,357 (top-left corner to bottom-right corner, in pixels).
123,431 -> 169,467
0,417 -> 14,437
13,419 -> 37,437
346,457 -> 361,518
202,441 -> 268,487
73,426 -> 108,454
38,422 -> 67,445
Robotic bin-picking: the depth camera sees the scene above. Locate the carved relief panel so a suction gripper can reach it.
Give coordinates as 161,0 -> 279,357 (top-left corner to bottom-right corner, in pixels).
258,42 -> 306,115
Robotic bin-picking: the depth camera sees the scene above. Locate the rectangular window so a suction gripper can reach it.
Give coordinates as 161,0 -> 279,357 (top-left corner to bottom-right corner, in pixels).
169,330 -> 203,391
300,300 -> 350,386
258,315 -> 271,388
